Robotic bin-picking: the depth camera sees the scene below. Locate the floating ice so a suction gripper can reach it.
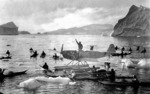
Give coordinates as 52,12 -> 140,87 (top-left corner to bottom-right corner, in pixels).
121,59 -> 136,69
19,76 -> 76,90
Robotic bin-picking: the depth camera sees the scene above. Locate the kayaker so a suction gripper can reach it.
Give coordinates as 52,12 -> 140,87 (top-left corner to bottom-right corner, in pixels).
6,50 -> 10,57
136,46 -> 140,51
141,48 -> 146,54
42,62 -> 49,70
40,51 -> 46,58
109,69 -> 116,82
121,46 -> 125,52
29,48 -> 34,53
0,68 -> 5,76
53,48 -> 56,51
129,48 -> 132,53
53,53 -> 59,60
115,46 -> 119,50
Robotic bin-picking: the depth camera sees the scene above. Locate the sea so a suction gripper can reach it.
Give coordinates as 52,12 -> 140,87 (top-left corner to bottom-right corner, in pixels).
0,35 -> 150,94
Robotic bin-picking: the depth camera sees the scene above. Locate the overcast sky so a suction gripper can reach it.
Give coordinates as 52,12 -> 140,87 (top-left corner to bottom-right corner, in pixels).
0,0 -> 149,33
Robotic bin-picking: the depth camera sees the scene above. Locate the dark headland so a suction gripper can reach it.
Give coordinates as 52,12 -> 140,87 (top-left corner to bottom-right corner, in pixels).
112,5 -> 150,37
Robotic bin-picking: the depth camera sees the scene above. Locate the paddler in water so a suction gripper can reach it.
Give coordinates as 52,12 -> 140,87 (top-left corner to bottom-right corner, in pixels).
6,50 -> 10,57
40,51 -> 46,58
42,62 -> 49,70
75,39 -> 83,58
0,68 -> 6,77
29,48 -> 34,54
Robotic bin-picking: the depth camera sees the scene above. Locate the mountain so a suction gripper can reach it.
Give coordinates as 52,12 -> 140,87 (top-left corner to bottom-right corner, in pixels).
112,5 -> 150,37
0,22 -> 19,35
19,31 -> 30,34
44,24 -> 113,35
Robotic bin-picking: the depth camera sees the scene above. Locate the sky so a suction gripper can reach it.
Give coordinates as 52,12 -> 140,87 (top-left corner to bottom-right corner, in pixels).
0,0 -> 149,33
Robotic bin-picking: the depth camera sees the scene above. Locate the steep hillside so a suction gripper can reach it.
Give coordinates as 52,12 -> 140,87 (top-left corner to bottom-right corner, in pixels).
44,24 -> 113,35
0,22 -> 19,35
112,5 -> 150,37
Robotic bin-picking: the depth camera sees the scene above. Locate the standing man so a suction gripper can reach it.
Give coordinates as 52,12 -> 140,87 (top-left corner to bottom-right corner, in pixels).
75,39 -> 83,58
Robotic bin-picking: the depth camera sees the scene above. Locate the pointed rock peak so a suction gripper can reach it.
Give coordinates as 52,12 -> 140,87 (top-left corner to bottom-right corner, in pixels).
127,5 -> 138,16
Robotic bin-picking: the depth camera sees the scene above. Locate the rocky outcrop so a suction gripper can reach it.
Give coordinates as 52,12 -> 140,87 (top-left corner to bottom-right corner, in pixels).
112,5 -> 150,37
0,22 -> 19,35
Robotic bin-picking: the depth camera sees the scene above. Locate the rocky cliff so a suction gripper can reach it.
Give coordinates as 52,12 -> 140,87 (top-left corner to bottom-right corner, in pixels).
112,5 -> 150,37
0,22 -> 19,35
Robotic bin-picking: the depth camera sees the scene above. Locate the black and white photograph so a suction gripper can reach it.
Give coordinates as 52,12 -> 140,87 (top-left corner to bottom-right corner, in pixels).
0,0 -> 149,94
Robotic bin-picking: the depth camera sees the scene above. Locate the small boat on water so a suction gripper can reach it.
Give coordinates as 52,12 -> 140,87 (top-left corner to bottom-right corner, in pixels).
0,56 -> 12,60
41,65 -> 108,81
99,81 -> 150,87
1,70 -> 28,79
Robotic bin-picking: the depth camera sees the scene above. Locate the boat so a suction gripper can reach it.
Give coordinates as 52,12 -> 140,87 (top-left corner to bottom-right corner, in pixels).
1,70 -> 28,79
42,65 -> 108,81
0,56 -> 12,60
99,81 -> 150,87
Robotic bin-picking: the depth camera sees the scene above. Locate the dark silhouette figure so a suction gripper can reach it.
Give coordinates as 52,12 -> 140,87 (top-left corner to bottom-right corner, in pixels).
75,39 -> 83,51
136,46 -> 140,51
0,68 -> 5,76
121,47 -> 125,52
6,50 -> 10,57
129,48 -> 132,53
90,46 -> 94,51
53,53 -> 59,60
109,69 -> 116,82
42,62 -> 49,70
115,46 -> 119,50
40,51 -> 46,59
29,48 -> 34,54
75,39 -> 83,58
141,48 -> 146,58
53,48 -> 56,51
30,50 -> 38,59
141,48 -> 146,53
0,68 -> 6,81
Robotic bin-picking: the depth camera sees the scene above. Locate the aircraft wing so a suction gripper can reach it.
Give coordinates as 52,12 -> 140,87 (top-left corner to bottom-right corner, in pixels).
61,50 -> 107,61
80,51 -> 106,58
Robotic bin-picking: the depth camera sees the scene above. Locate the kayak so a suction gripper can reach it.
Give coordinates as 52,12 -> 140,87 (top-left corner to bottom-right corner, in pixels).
1,70 -> 28,78
0,56 -> 12,60
74,76 -> 99,80
99,81 -> 150,87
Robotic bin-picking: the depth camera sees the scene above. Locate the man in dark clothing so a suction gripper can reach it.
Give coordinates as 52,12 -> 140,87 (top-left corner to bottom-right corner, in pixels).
75,39 -> 83,58
75,39 -> 83,51
43,62 -> 49,70
109,69 -> 116,82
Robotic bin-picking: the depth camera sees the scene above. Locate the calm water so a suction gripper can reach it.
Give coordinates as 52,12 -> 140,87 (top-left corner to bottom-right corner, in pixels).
0,35 -> 150,94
